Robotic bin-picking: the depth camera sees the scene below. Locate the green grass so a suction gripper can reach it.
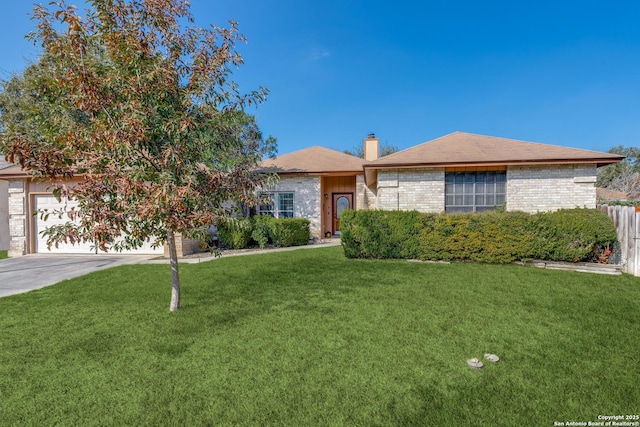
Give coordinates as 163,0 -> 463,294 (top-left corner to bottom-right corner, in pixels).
0,246 -> 639,426
0,250 -> 8,259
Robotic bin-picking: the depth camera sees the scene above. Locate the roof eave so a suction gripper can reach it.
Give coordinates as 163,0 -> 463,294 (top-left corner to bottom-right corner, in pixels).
364,168 -> 377,187
0,169 -> 30,179
271,169 -> 364,176
364,157 -> 624,170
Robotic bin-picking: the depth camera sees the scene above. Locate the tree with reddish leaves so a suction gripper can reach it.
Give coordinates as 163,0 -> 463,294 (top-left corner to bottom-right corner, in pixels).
0,0 -> 277,311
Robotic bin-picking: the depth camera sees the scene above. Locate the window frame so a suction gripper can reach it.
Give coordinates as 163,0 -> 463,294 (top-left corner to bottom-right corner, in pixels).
445,171 -> 506,213
258,192 -> 295,218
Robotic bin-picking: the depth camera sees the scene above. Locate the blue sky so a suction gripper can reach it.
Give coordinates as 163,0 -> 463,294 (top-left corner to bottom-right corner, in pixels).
2,1 -> 639,155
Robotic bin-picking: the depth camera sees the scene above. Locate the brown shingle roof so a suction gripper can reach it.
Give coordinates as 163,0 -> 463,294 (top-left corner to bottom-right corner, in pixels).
0,158 -> 12,170
367,132 -> 625,168
260,146 -> 365,174
0,163 -> 26,179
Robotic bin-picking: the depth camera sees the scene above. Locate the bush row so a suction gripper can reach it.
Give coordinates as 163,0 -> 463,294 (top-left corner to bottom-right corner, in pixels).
217,217 -> 311,249
340,209 -> 618,263
598,200 -> 640,207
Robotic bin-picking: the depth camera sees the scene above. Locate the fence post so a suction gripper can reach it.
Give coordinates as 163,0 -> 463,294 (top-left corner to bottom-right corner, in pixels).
598,204 -> 639,276
635,209 -> 640,276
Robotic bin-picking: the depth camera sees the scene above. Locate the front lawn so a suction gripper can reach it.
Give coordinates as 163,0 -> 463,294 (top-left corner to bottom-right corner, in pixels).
0,250 -> 8,259
0,246 -> 638,426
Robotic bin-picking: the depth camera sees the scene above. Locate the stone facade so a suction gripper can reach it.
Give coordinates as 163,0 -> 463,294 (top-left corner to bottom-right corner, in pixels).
372,168 -> 446,212
0,162 -> 602,256
506,164 -> 597,212
164,234 -> 202,258
0,180 -> 8,250
350,165 -> 597,215
356,175 -> 375,210
7,179 -> 27,256
266,176 -> 321,238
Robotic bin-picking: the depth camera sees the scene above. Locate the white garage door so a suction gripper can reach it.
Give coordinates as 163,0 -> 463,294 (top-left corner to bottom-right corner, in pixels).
35,195 -> 164,255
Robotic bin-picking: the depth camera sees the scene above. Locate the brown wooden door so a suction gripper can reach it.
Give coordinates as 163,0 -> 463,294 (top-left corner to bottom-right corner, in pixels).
332,193 -> 353,234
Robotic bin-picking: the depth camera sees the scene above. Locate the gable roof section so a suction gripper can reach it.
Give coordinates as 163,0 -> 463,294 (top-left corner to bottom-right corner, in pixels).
0,158 -> 12,170
367,132 -> 624,169
260,146 -> 365,174
362,131 -> 624,186
0,158 -> 26,179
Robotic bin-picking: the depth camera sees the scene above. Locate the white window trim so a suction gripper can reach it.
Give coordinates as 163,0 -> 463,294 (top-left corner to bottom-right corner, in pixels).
259,192 -> 295,218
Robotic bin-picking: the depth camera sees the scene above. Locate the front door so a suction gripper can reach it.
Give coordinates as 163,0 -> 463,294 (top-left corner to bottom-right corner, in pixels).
332,193 -> 353,235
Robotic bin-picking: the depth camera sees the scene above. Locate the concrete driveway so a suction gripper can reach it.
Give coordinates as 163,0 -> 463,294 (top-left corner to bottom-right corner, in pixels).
0,240 -> 343,298
0,254 -> 153,297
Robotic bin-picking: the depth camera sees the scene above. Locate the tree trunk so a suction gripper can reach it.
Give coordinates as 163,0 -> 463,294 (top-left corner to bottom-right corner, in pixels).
167,230 -> 181,311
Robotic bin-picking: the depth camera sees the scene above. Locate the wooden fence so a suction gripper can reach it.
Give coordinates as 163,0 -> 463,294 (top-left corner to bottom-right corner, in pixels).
598,204 -> 640,276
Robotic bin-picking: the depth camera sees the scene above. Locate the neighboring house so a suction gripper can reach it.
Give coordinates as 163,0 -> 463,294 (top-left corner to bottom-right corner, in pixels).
0,164 -> 166,257
0,131 -> 626,255
260,132 -> 624,239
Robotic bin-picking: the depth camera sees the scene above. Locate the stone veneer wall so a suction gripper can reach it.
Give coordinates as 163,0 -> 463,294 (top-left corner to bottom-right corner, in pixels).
267,176 -> 321,238
356,175 -> 376,210
0,180 -> 8,250
6,177 -> 193,258
506,164 -> 597,212
7,179 -> 27,256
164,234 -> 202,258
374,168 -> 445,212
361,164 -> 596,214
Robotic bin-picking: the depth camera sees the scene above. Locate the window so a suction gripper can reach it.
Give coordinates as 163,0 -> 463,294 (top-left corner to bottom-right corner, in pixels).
259,192 -> 294,218
445,171 -> 506,213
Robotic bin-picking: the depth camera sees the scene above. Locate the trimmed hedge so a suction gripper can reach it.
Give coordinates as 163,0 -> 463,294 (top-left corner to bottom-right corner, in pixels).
269,218 -> 311,247
218,218 -> 253,250
340,209 -> 618,264
417,211 -> 536,263
530,209 -> 619,262
218,217 -> 311,250
340,210 -> 424,259
598,200 -> 640,207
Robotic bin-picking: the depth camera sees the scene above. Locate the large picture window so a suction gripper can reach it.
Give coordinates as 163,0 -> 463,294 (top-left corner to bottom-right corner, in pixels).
445,171 -> 506,213
259,192 -> 294,218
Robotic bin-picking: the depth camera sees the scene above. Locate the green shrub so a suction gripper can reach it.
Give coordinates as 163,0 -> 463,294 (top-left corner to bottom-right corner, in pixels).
340,209 -> 424,259
598,200 -> 640,207
269,218 -> 310,247
218,218 -> 253,249
532,209 -> 618,262
416,211 -> 536,263
251,215 -> 274,249
341,208 -> 618,264
218,217 -> 310,250
477,211 -> 537,263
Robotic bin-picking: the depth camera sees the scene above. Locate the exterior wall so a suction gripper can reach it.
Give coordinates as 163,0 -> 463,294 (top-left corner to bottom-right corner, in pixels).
356,174 -> 375,210
363,164 -> 596,214
0,180 -> 8,250
374,168 -> 445,212
7,179 -> 27,256
164,234 -> 202,257
5,177 -> 171,257
267,176 -> 321,238
507,164 -> 597,212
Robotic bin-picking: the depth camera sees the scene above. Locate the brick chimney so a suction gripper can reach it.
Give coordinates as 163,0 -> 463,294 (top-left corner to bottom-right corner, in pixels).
364,133 -> 379,161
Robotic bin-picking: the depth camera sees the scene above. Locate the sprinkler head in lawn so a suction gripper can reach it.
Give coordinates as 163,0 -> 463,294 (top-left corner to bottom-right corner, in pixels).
484,353 -> 500,363
467,358 -> 483,369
